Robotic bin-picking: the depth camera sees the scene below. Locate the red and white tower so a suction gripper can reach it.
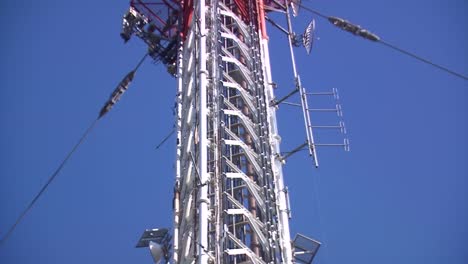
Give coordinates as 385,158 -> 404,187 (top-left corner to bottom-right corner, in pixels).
124,0 -> 326,263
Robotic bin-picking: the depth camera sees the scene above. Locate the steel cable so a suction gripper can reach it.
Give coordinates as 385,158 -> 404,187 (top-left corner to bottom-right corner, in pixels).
0,118 -> 98,246
0,53 -> 147,246
295,3 -> 468,81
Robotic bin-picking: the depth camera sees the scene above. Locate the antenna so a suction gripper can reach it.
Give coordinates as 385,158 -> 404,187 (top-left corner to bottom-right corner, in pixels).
265,17 -> 317,55
290,0 -> 301,17
283,3 -> 319,167
282,87 -> 350,153
292,233 -> 321,264
136,228 -> 173,264
291,19 -> 316,55
302,19 -> 315,55
270,4 -> 349,167
266,5 -> 348,168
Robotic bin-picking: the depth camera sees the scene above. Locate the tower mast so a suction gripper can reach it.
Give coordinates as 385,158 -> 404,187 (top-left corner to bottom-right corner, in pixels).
175,0 -> 293,262
123,0 -> 329,262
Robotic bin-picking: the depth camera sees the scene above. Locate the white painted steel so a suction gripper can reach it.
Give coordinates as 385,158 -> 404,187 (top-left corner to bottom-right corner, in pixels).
173,0 -> 295,263
174,11 -> 198,264
259,34 -> 295,264
196,0 -> 209,263
173,38 -> 184,264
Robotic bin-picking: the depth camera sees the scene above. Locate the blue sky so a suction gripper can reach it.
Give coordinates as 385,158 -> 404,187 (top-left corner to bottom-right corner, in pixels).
1,0 -> 467,263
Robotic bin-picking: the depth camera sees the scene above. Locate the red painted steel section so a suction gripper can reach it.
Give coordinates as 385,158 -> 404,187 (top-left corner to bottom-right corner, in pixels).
131,0 -> 288,41
181,0 -> 194,40
257,0 -> 268,39
131,0 -> 181,37
234,0 -> 249,22
263,0 -> 289,12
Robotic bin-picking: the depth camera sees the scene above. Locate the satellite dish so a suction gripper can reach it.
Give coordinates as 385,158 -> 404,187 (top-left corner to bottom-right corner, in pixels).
149,241 -> 164,264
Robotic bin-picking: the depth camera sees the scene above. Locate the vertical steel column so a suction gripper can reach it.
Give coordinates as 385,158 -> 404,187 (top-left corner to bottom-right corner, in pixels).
197,0 -> 210,262
174,11 -> 201,263
258,35 -> 294,264
173,39 -> 184,264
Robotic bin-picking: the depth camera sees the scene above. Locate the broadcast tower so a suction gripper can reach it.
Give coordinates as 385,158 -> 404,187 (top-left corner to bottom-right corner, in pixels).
122,0 -> 328,263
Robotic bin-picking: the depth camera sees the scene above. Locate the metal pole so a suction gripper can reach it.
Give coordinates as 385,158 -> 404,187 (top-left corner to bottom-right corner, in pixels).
197,0 -> 209,262
173,38 -> 184,264
259,17 -> 295,264
285,5 -> 319,167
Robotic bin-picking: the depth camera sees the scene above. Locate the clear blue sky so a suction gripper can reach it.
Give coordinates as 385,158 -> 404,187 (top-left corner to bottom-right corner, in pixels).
1,0 -> 467,263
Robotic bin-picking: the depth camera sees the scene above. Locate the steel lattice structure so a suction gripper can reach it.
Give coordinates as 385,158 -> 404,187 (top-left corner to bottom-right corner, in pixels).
174,0 -> 293,262
123,0 -> 324,263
